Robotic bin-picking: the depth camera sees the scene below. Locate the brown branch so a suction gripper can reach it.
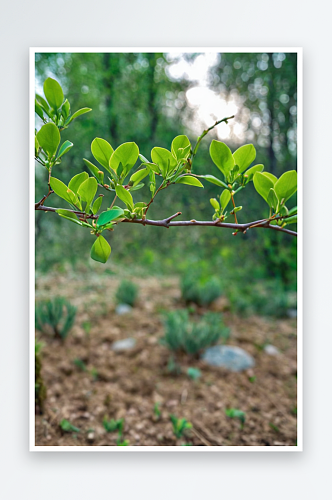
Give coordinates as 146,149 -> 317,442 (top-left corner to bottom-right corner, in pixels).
34,206 -> 297,236
35,190 -> 54,208
35,204 -> 97,219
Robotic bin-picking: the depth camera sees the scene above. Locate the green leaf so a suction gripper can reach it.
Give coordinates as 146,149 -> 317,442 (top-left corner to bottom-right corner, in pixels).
230,206 -> 242,214
61,99 -> 70,118
274,170 -> 297,204
129,183 -> 144,192
36,123 -> 60,157
50,177 -> 80,207
171,135 -> 191,161
66,107 -> 92,125
83,158 -> 104,184
57,140 -> 73,159
68,172 -> 89,194
151,147 -> 177,178
220,189 -> 231,211
56,209 -> 82,226
244,164 -> 264,181
43,77 -> 64,110
175,176 -> 203,188
139,154 -> 150,163
35,136 -> 39,155
253,172 -> 275,202
77,177 -> 98,208
210,198 -> 220,211
115,185 -> 134,210
129,167 -> 149,186
209,140 -> 234,178
261,172 -> 277,184
92,196 -> 103,215
289,206 -> 297,216
267,188 -> 278,209
233,144 -> 256,173
35,100 -> 45,120
141,162 -> 160,173
110,142 -> 139,176
91,138 -> 114,171
96,208 -> 124,227
90,236 -> 111,264
196,174 -> 228,188
36,94 -> 50,113
284,215 -> 297,225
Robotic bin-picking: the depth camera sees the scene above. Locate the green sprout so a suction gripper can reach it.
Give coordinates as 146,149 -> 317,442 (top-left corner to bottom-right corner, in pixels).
170,414 -> 192,439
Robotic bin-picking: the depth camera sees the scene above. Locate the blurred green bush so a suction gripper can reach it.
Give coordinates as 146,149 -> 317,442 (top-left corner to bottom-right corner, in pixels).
161,309 -> 230,356
115,280 -> 138,306
181,272 -> 222,307
35,297 -> 77,339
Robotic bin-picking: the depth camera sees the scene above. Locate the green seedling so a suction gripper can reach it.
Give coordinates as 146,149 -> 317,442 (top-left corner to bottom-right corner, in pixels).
248,376 -> 256,383
73,358 -> 87,371
187,367 -> 202,380
116,437 -> 129,446
90,368 -> 99,381
82,321 -> 91,335
225,408 -> 246,429
103,417 -> 124,434
269,423 -> 280,433
60,419 -> 80,433
154,402 -> 161,420
170,414 -> 193,439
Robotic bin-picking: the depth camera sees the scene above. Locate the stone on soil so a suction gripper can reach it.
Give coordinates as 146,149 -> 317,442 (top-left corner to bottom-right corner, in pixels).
111,337 -> 136,351
115,304 -> 133,315
264,344 -> 280,356
201,345 -> 255,372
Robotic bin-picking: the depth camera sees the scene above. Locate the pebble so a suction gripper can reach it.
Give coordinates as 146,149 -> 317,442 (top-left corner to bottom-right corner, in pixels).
264,344 -> 280,356
87,432 -> 95,443
115,304 -> 133,315
111,337 -> 136,351
201,345 -> 255,372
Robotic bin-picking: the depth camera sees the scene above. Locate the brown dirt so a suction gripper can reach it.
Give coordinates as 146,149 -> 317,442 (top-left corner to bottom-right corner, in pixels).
35,269 -> 297,447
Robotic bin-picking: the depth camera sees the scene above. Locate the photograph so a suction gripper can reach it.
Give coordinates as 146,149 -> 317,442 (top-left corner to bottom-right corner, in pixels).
31,48 -> 300,450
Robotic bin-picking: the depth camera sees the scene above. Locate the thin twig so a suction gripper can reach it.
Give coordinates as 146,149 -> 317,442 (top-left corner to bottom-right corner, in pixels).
191,115 -> 235,161
110,194 -> 117,209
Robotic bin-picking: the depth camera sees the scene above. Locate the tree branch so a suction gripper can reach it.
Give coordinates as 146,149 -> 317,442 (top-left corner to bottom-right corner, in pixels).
35,206 -> 297,236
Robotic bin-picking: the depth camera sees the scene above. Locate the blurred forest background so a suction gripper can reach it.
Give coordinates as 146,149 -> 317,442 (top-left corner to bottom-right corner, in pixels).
35,52 -> 297,313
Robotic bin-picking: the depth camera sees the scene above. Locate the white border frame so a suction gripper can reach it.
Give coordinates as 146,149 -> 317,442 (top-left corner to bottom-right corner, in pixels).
30,47 -> 302,452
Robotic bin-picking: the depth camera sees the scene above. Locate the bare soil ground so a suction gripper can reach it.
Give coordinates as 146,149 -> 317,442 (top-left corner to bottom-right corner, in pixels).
35,269 -> 297,447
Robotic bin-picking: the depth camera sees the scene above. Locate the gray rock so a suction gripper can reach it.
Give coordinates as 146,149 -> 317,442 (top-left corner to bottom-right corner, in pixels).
115,304 -> 132,315
201,345 -> 255,372
111,337 -> 136,351
264,344 -> 280,356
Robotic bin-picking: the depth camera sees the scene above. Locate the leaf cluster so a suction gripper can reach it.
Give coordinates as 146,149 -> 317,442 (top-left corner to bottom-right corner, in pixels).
35,77 -> 297,266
